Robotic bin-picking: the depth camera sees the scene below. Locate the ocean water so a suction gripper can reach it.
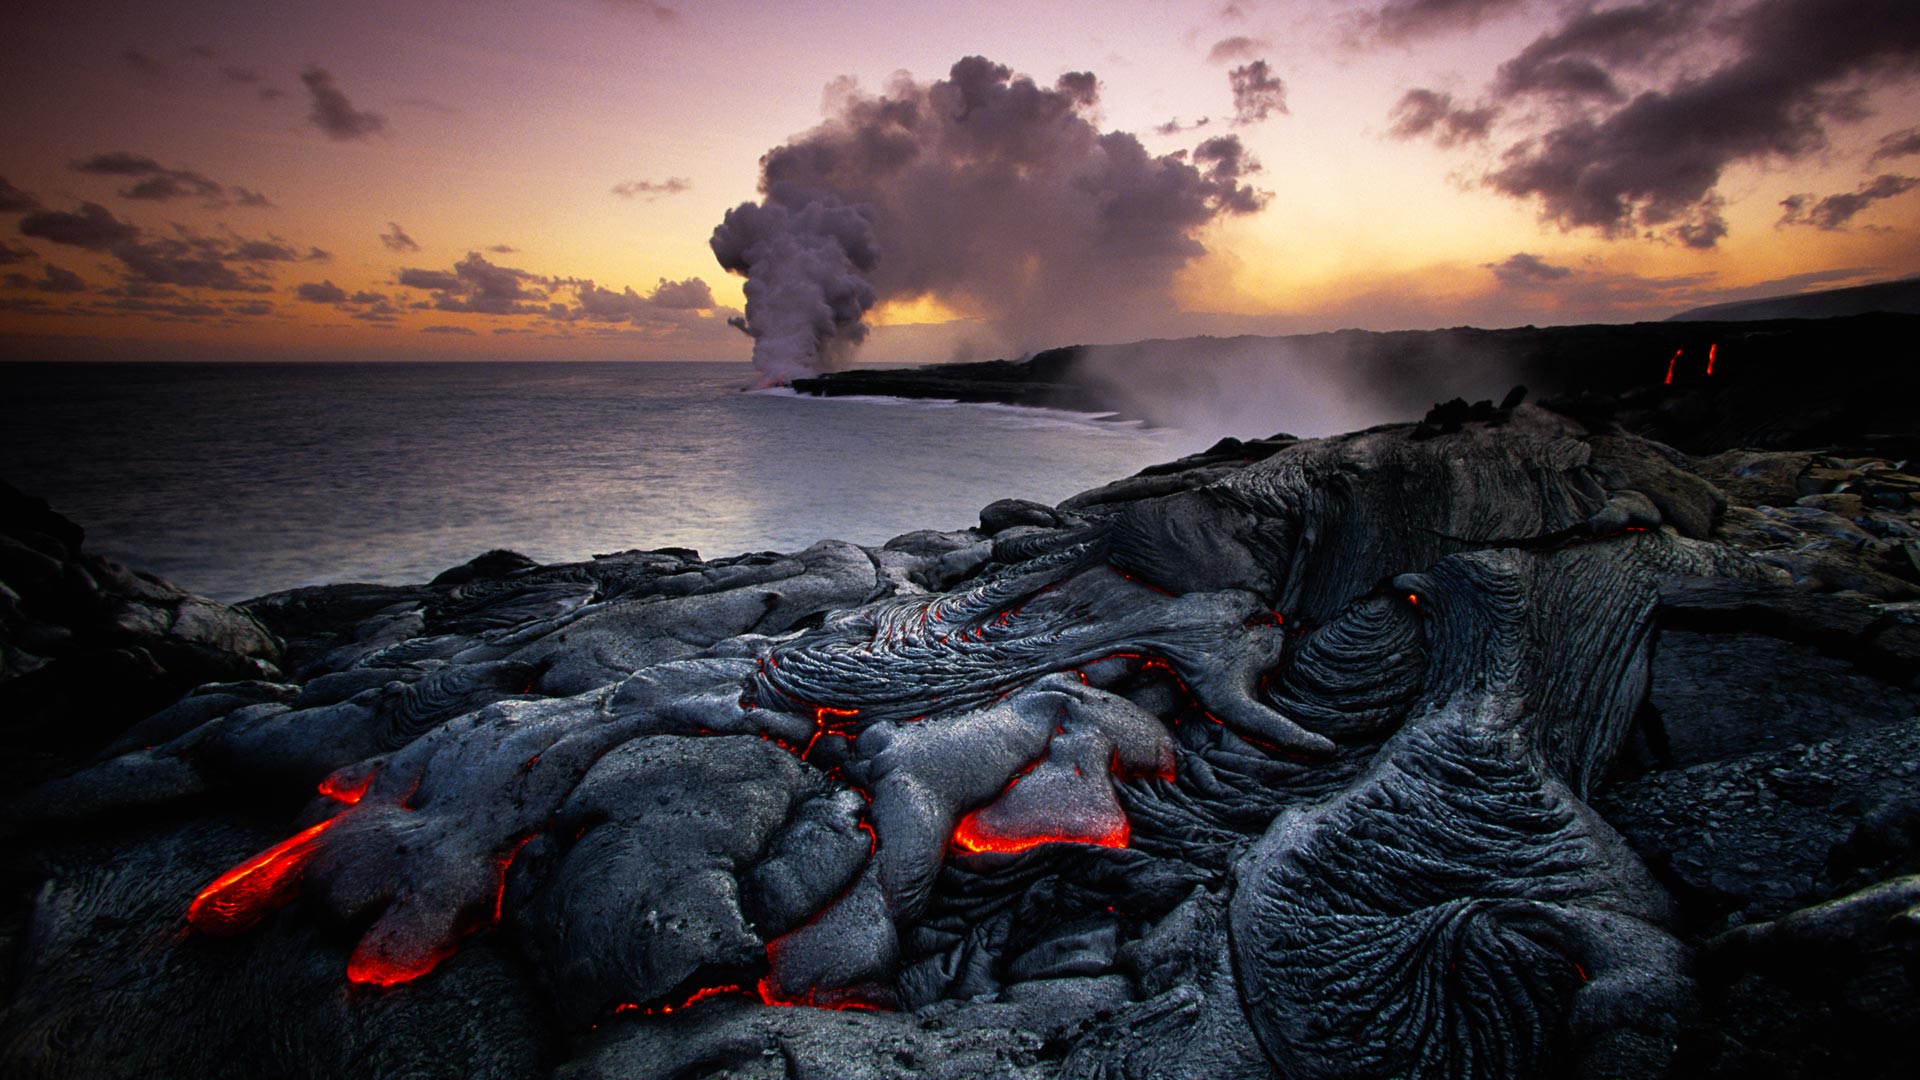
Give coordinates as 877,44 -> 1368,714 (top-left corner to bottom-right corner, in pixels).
1,361 -> 1190,603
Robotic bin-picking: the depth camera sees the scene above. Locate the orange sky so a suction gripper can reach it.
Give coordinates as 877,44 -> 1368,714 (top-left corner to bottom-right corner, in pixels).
2,0 -> 1917,363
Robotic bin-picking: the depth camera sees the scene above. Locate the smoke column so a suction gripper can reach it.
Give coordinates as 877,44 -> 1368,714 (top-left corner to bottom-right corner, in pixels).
711,187 -> 878,387
711,56 -> 1269,385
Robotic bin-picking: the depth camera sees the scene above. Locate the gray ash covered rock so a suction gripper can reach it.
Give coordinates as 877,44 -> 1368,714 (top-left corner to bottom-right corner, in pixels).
3,356 -> 1919,1079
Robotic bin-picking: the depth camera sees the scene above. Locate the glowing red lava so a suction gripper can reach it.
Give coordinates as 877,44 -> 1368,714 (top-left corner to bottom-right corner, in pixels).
1663,348 -> 1682,386
1706,342 -> 1717,375
346,940 -> 458,988
186,817 -> 338,936
801,704 -> 862,760
492,834 -> 536,923
614,984 -> 745,1016
755,974 -> 884,1011
317,771 -> 372,805
950,811 -> 1129,854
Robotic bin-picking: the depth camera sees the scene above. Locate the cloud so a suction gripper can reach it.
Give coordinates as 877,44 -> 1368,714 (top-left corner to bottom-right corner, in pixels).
1387,89 -> 1497,146
1491,2 -> 1706,102
334,288 -> 403,322
106,232 -> 280,291
400,250 -> 725,324
4,264 -> 88,294
1207,36 -> 1270,64
643,276 -> 714,309
601,0 -> 678,21
69,151 -> 273,208
1192,135 -> 1272,213
611,177 -> 692,200
18,202 -> 143,249
1870,126 -> 1920,164
229,237 -> 322,262
711,55 -> 1272,382
1405,0 -> 1920,248
1363,0 -> 1530,43
420,324 -> 477,335
486,243 -> 519,253
70,151 -> 172,178
119,48 -> 169,82
0,177 -> 39,214
18,202 -> 322,293
385,250 -> 734,339
1228,60 -> 1287,125
397,251 -> 551,314
560,276 -> 717,319
294,280 -> 349,303
1778,173 -> 1920,228
0,242 -> 33,265
380,222 -> 421,252
1483,251 -> 1574,285
1154,117 -> 1212,135
301,67 -> 386,141
77,153 -> 224,203
395,267 -> 461,291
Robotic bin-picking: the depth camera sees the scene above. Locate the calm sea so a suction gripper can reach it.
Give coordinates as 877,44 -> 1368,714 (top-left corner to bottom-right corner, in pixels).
1,361 -> 1191,602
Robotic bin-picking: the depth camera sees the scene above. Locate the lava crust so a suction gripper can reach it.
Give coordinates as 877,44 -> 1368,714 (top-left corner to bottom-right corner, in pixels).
4,395 -> 1918,1080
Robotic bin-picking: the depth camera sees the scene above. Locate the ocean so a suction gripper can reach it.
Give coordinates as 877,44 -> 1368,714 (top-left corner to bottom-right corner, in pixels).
1,361 -> 1194,603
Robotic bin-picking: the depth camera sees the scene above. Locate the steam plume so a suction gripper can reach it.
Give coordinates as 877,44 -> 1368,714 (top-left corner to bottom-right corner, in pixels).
710,56 -> 1268,384
710,189 -> 877,386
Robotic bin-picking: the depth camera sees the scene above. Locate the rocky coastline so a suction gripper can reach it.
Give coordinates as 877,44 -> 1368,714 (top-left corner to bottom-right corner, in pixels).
3,321 -> 1919,1079
794,314 -> 1920,455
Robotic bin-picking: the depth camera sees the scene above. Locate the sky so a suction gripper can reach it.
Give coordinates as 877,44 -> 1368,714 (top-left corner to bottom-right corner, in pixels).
1,0 -> 1917,367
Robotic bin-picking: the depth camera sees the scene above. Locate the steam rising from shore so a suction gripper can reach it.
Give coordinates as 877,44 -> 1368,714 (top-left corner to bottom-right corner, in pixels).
1074,335 -> 1538,442
711,56 -> 1269,385
710,190 -> 877,386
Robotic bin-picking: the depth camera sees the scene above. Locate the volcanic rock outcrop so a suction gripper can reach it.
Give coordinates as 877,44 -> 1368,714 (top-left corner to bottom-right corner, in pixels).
2,390 -> 1917,1078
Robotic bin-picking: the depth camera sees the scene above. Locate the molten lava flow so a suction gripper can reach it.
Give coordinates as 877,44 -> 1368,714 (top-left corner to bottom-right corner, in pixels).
317,770 -> 373,805
755,974 -> 884,1011
345,837 -> 536,987
801,704 -> 862,761
1663,348 -> 1682,386
950,741 -> 1134,854
950,810 -> 1129,854
1706,342 -> 1717,375
346,939 -> 458,988
186,817 -> 338,936
492,834 -> 536,923
613,984 -> 745,1016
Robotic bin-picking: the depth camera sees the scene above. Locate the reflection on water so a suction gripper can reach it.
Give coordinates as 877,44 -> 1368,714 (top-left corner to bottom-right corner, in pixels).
2,361 -> 1186,602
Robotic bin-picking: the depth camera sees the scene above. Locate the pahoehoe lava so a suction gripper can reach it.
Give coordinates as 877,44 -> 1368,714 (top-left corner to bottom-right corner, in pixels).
3,373 -> 1919,1078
